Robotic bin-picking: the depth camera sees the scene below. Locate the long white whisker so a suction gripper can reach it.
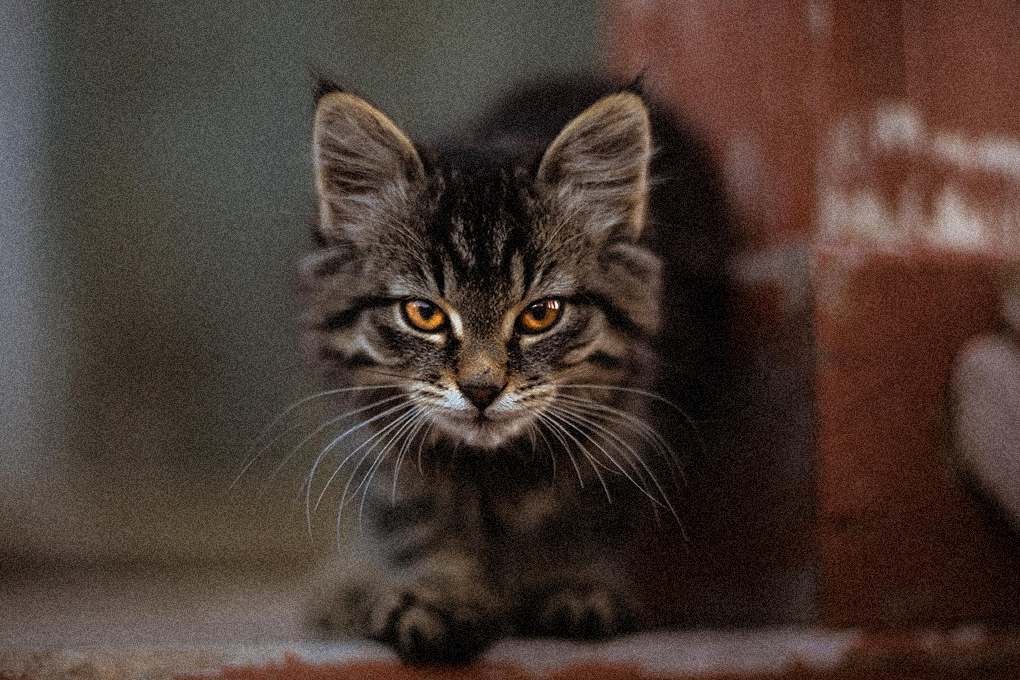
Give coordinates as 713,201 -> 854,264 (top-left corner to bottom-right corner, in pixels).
543,408 -> 614,504
416,414 -> 442,475
525,420 -> 537,453
304,401 -> 415,533
557,393 -> 686,485
548,403 -> 651,485
548,402 -> 672,515
314,407 -> 418,541
551,399 -> 659,481
243,384 -> 401,455
541,409 -> 611,501
535,412 -> 585,488
257,393 -> 409,497
556,382 -> 705,455
555,383 -> 685,412
554,397 -> 684,527
361,405 -> 423,503
358,407 -> 427,526
392,407 -> 436,501
528,419 -> 557,478
313,405 -> 416,515
233,386 -> 403,491
333,409 -> 418,516
558,399 -> 683,503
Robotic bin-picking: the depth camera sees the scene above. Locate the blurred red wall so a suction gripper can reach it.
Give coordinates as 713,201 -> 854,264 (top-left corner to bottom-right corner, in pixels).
610,0 -> 1020,625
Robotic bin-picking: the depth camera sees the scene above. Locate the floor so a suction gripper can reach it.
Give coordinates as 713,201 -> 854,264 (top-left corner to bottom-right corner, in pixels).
1,562 -> 1018,680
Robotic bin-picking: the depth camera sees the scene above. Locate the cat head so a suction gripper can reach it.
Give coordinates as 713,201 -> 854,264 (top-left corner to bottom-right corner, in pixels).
303,87 -> 661,450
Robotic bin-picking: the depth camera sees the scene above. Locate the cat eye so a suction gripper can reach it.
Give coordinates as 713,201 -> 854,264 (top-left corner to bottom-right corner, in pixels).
403,299 -> 447,332
517,298 -> 561,334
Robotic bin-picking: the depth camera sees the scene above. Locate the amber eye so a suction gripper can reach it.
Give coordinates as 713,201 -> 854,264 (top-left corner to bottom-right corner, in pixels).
403,299 -> 447,332
517,298 -> 561,334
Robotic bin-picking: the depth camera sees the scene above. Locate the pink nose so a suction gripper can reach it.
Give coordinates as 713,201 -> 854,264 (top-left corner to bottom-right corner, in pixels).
459,383 -> 502,411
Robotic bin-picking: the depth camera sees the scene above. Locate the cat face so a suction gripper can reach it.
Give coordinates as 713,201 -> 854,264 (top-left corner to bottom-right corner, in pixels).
305,90 -> 662,450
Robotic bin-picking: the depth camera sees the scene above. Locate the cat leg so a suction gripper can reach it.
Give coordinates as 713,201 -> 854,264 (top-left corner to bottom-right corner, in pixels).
509,523 -> 637,641
364,550 -> 503,665
309,477 -> 504,664
519,559 -> 636,640
309,539 -> 503,664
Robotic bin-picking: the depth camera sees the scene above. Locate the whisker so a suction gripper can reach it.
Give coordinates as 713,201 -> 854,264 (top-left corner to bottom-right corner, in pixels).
548,402 -> 673,516
358,407 -> 427,526
392,407 -> 437,502
313,407 -> 418,540
334,408 -> 418,516
527,419 -> 557,478
555,382 -> 706,456
563,399 -> 689,509
555,383 -> 684,412
363,368 -> 413,382
302,401 -> 415,535
311,404 -> 416,515
231,384 -> 401,490
258,393 -> 409,498
556,394 -> 687,486
543,408 -> 619,505
535,413 -> 586,489
556,395 -> 673,464
547,402 -> 649,482
553,397 -> 685,528
417,420 -> 433,475
540,409 -> 611,502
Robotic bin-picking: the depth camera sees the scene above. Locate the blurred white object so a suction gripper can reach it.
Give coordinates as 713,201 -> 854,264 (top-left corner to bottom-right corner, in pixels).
951,271 -> 1020,530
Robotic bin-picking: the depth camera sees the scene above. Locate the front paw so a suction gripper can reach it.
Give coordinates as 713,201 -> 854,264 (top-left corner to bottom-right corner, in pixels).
367,584 -> 497,665
523,582 -> 634,640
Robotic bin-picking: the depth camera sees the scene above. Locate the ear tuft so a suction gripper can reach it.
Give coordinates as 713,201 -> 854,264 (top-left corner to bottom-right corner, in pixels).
312,74 -> 345,104
313,92 -> 425,242
536,92 -> 652,241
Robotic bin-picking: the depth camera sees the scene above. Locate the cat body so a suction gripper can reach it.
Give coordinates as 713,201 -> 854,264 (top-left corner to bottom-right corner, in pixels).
300,76 -> 733,664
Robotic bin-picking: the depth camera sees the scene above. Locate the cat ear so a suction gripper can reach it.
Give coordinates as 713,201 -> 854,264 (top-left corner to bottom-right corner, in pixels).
313,91 -> 425,242
536,92 -> 652,241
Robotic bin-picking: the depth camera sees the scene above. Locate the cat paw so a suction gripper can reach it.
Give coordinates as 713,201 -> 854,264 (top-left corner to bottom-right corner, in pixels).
523,583 -> 634,640
366,586 -> 496,665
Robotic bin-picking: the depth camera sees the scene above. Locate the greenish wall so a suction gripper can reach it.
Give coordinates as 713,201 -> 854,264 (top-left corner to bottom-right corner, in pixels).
1,0 -> 600,561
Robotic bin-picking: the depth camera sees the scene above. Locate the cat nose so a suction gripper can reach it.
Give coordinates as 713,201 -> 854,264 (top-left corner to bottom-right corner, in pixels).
459,382 -> 503,411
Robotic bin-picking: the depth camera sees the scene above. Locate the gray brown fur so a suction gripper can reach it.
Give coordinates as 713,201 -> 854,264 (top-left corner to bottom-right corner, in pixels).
299,78 -> 713,665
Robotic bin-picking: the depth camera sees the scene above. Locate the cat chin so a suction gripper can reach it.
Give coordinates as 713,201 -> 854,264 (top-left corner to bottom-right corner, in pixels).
438,413 -> 532,450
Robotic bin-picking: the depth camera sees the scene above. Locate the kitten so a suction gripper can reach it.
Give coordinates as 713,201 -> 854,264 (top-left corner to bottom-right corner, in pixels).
299,75 -> 734,665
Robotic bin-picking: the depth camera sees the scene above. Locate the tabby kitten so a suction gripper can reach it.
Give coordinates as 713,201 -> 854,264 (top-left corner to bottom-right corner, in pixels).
300,76 -> 731,665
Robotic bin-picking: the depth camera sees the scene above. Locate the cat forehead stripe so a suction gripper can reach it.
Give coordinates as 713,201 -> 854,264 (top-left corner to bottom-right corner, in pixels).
449,216 -> 475,268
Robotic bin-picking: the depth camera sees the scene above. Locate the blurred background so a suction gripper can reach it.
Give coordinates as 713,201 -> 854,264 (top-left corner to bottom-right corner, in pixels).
0,0 -> 601,565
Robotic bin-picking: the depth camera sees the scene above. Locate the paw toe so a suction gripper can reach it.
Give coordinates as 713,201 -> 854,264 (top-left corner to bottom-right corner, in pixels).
369,587 -> 494,665
531,584 -> 632,640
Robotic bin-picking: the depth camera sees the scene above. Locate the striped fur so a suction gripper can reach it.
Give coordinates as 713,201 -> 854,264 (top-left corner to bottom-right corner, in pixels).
301,80 -> 689,665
